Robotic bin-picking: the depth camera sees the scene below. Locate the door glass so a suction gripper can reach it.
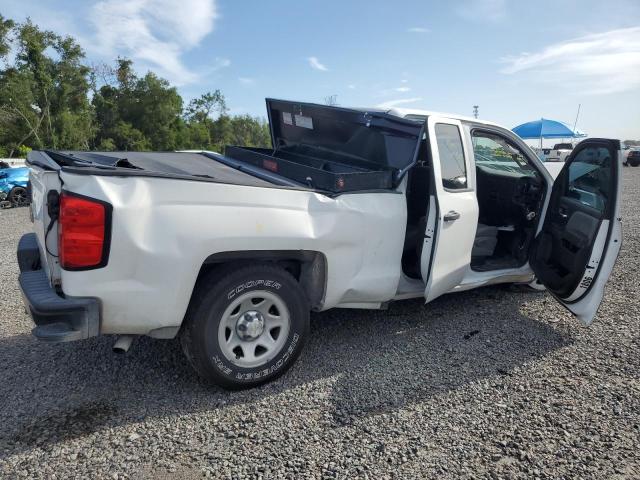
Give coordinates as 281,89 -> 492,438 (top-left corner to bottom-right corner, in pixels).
435,124 -> 466,189
472,131 -> 539,179
566,147 -> 611,214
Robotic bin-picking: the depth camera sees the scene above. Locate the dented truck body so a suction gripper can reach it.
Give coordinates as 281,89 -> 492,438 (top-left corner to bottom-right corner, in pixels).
17,99 -> 622,388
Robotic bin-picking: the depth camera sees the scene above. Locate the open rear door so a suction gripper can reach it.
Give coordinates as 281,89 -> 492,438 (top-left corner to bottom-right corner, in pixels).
422,116 -> 479,302
530,139 -> 622,325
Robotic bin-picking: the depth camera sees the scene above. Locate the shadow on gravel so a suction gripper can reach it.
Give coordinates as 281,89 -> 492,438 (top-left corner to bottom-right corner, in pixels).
0,286 -> 572,456
317,287 -> 573,427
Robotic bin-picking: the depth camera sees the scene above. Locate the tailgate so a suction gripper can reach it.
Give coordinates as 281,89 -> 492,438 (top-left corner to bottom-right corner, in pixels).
27,151 -> 63,285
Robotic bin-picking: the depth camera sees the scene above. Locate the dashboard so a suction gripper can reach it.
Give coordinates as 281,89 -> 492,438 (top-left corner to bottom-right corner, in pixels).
476,164 -> 543,226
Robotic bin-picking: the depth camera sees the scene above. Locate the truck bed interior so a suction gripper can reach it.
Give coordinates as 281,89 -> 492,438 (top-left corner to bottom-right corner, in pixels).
223,99 -> 424,193
224,144 -> 395,193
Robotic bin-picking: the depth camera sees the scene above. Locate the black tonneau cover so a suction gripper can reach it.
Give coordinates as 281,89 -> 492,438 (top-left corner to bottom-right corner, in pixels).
45,151 -> 281,188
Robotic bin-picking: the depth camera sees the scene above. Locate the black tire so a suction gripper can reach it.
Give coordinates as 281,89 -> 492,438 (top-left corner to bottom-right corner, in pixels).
8,186 -> 28,207
180,263 -> 310,389
630,160 -> 640,167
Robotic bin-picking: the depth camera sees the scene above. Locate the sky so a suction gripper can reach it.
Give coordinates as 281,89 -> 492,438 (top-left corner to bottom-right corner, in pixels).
2,0 -> 640,141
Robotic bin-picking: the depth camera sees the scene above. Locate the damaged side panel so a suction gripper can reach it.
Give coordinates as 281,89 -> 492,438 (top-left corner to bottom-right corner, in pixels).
57,172 -> 408,335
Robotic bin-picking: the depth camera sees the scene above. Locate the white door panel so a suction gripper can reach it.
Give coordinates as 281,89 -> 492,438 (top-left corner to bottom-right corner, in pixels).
423,118 -> 479,302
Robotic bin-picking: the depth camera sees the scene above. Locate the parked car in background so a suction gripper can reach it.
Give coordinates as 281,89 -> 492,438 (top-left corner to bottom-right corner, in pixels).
542,143 -> 574,162
624,149 -> 640,167
18,99 -> 622,389
0,158 -> 27,168
0,164 -> 29,208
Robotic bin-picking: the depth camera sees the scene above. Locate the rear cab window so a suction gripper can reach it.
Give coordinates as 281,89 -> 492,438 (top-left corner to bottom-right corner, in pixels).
434,123 -> 467,190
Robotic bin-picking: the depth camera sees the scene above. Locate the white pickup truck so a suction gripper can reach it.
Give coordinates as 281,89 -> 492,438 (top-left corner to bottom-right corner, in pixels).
542,142 -> 574,162
18,99 -> 622,389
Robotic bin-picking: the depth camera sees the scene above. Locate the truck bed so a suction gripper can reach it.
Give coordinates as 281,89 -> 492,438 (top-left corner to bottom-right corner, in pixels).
224,145 -> 395,192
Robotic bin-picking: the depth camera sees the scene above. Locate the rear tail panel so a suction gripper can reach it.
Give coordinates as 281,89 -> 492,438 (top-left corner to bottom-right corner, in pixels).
26,151 -> 63,285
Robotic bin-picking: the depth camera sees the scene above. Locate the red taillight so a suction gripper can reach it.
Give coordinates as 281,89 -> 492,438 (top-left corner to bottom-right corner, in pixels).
59,193 -> 109,270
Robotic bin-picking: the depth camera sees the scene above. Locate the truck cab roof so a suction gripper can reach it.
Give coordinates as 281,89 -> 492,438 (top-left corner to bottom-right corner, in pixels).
375,107 -> 502,128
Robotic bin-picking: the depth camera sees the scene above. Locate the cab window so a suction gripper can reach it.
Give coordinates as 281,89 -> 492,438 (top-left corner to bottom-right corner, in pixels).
435,123 -> 467,190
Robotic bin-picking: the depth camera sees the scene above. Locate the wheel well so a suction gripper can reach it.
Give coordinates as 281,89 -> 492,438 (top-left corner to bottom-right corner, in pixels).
196,250 -> 327,311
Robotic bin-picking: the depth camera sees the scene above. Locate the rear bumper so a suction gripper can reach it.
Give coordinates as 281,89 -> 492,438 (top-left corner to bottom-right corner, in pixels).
17,233 -> 100,342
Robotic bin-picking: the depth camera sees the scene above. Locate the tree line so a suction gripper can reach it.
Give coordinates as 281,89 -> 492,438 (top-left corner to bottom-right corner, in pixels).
0,16 -> 270,158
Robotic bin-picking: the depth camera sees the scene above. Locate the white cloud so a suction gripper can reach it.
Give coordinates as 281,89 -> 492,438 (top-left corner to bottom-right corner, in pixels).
308,56 -> 328,71
376,97 -> 423,109
456,0 -> 506,23
400,79 -> 409,83
90,0 -> 217,85
407,27 -> 430,33
212,57 -> 230,69
238,77 -> 255,85
347,84 -> 356,89
500,27 -> 640,95
395,86 -> 411,92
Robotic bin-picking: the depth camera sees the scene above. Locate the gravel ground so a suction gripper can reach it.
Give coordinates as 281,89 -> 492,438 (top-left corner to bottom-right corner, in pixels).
1,169 -> 639,480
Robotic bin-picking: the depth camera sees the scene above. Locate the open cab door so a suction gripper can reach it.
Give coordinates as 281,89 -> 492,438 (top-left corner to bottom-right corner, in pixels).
530,139 -> 622,325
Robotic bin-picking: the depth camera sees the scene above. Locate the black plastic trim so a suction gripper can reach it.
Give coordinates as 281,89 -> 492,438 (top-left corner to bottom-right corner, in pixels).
203,249 -> 321,265
17,232 -> 41,272
26,150 -> 60,170
17,236 -> 100,342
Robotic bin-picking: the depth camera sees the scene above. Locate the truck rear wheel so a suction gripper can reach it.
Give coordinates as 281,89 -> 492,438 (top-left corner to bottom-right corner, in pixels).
181,264 -> 310,389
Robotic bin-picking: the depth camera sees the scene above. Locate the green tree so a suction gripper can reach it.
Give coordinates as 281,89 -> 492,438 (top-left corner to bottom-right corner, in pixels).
183,90 -> 227,148
1,17 -> 273,157
0,17 -> 93,156
92,58 -> 183,150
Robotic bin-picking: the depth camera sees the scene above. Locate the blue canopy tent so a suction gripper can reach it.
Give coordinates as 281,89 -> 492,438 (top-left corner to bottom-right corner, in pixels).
512,118 -> 586,149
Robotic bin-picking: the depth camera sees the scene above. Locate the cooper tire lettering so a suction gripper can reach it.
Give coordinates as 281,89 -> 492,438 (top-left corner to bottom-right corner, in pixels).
182,264 -> 309,389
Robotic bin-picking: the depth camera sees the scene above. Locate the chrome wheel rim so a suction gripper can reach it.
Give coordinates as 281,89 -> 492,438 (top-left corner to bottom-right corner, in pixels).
218,290 -> 290,368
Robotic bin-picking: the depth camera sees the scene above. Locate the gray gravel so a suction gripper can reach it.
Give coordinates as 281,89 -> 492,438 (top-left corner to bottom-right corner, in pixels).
1,169 -> 639,479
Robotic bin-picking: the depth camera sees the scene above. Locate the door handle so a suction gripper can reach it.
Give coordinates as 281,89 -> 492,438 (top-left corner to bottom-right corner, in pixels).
443,210 -> 460,222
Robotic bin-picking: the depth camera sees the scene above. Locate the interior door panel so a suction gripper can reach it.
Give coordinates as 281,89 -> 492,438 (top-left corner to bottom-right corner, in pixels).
533,199 -> 601,296
531,138 -> 621,323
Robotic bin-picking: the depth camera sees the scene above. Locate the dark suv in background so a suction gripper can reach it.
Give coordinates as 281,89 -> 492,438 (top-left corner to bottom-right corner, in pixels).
624,149 -> 640,167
